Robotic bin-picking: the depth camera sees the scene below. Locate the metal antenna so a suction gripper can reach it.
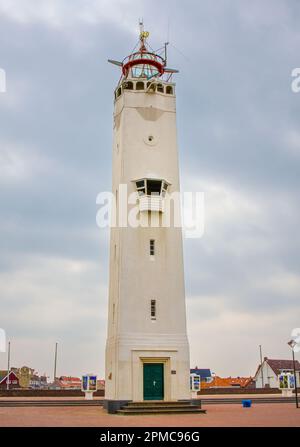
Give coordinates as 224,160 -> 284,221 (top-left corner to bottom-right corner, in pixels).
169,42 -> 190,62
6,340 -> 10,391
164,42 -> 169,65
139,18 -> 144,33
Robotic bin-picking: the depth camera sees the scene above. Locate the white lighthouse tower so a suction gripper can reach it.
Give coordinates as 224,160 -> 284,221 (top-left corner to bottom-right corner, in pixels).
104,24 -> 191,411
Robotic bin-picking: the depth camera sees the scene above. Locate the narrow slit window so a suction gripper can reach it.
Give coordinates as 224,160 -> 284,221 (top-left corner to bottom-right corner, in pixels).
162,182 -> 169,197
151,299 -> 156,320
150,239 -> 155,256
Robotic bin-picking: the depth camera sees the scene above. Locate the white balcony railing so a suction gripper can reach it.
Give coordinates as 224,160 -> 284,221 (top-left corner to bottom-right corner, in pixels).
139,195 -> 164,212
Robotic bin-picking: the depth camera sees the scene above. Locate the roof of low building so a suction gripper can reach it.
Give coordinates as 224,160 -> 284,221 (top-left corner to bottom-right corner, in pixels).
0,368 -> 19,379
56,376 -> 81,388
59,376 -> 81,382
265,358 -> 300,375
190,368 -> 212,379
201,376 -> 253,389
254,358 -> 300,378
0,371 -> 20,384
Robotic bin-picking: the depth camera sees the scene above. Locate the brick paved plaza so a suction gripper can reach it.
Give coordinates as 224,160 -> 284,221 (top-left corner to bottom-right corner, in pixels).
0,403 -> 299,427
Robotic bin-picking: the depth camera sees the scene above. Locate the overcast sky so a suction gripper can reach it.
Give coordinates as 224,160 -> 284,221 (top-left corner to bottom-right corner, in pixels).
0,0 -> 299,380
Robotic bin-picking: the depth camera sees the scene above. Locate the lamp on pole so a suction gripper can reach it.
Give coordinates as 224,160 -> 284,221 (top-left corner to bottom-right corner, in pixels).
6,340 -> 10,391
53,342 -> 58,384
287,339 -> 299,409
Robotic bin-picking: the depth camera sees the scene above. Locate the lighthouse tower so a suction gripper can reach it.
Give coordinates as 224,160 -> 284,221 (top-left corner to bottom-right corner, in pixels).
105,24 -> 191,409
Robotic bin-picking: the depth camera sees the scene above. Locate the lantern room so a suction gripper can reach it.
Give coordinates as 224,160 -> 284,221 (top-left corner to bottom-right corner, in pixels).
108,21 -> 179,86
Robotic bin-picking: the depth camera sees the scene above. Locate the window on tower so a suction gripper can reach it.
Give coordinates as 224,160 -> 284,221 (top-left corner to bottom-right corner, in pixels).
147,180 -> 162,196
150,239 -> 155,256
136,179 -> 146,196
135,178 -> 170,212
150,299 -> 156,320
162,182 -> 168,197
136,81 -> 145,91
146,81 -> 156,92
123,81 -> 134,90
135,179 -> 164,196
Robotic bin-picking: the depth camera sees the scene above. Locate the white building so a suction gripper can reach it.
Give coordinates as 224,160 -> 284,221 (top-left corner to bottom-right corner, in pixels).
104,25 -> 191,410
254,357 -> 300,389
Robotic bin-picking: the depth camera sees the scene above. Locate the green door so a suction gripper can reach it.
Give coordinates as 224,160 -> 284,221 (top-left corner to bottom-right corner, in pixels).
143,363 -> 164,400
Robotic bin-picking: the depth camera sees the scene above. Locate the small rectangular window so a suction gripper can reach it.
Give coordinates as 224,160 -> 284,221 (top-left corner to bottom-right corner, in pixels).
150,239 -> 155,256
136,180 -> 145,189
162,182 -> 168,197
147,180 -> 162,196
151,299 -> 156,320
136,180 -> 146,196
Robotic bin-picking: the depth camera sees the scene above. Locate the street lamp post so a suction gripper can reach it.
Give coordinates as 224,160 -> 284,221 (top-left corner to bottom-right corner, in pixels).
6,341 -> 10,391
288,339 -> 299,409
53,342 -> 58,384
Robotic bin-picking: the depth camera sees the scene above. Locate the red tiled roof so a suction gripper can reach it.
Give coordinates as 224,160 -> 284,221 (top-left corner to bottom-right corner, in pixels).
57,376 -> 81,388
59,376 -> 81,382
201,376 -> 253,389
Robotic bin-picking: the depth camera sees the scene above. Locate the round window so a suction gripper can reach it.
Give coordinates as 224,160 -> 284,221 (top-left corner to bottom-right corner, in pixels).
144,134 -> 157,146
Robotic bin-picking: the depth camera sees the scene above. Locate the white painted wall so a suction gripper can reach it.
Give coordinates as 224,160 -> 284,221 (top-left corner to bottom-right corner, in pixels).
105,80 -> 191,401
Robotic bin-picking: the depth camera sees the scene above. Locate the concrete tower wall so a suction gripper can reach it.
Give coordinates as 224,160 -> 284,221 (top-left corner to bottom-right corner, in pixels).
105,84 -> 191,403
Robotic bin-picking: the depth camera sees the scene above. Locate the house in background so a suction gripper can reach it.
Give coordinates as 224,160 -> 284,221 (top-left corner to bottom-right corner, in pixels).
254,357 -> 300,388
30,373 -> 48,389
56,376 -> 82,389
0,370 -> 20,389
0,366 -> 49,389
190,368 -> 213,384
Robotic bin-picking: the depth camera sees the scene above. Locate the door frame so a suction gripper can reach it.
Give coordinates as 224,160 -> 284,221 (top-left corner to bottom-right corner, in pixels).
131,349 -> 178,402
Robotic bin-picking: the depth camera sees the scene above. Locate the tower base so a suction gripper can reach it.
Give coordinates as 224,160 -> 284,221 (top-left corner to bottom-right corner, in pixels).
103,399 -> 132,414
103,399 -> 204,414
